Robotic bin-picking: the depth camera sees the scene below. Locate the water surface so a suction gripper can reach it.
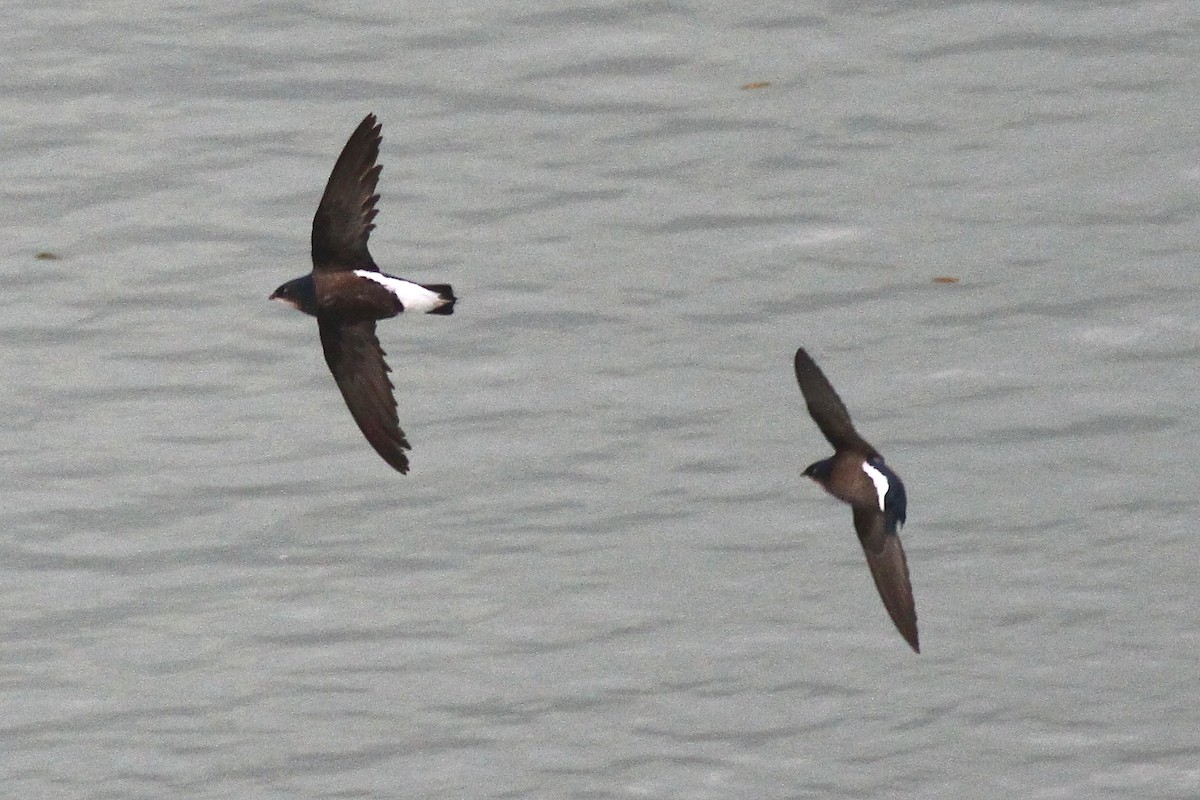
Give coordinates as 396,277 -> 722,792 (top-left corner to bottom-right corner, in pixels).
1,1 -> 1198,797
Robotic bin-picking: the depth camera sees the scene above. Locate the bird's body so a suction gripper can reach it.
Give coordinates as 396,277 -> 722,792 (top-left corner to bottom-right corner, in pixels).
793,348 -> 919,653
271,114 -> 455,474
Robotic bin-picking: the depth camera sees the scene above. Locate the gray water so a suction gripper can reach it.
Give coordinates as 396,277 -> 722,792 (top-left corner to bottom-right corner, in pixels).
2,1 -> 1198,797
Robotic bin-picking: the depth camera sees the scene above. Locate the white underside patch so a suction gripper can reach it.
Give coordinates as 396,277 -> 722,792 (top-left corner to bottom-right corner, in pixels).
354,270 -> 446,312
861,461 -> 889,512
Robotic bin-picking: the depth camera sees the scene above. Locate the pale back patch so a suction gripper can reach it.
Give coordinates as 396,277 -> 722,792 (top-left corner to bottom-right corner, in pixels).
861,461 -> 890,512
354,270 -> 446,312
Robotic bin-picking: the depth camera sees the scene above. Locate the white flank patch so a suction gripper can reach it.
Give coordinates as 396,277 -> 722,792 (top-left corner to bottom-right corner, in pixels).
861,461 -> 890,512
354,270 -> 446,312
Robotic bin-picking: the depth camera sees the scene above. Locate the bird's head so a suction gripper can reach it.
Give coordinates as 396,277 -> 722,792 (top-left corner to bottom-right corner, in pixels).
802,458 -> 833,485
270,275 -> 318,315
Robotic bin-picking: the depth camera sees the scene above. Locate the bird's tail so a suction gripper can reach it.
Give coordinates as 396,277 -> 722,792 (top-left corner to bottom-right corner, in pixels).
424,284 -> 456,315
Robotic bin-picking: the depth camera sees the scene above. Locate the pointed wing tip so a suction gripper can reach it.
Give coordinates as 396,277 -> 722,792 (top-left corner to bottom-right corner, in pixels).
358,112 -> 381,133
379,431 -> 413,475
358,428 -> 413,475
883,592 -> 920,653
365,425 -> 411,475
350,113 -> 383,155
361,422 -> 413,475
351,421 -> 413,476
793,347 -> 813,375
358,414 -> 411,474
897,617 -> 920,653
345,113 -> 382,151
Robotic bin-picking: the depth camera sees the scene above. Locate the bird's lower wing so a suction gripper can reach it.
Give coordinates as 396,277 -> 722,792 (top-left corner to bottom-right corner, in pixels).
318,319 -> 411,473
852,505 -> 919,652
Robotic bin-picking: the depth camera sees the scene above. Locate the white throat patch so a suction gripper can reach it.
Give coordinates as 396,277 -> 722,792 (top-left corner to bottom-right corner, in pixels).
861,461 -> 890,512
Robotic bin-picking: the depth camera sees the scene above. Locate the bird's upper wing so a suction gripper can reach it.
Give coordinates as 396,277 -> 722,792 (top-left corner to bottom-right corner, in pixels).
318,318 -> 410,473
793,348 -> 878,456
311,114 -> 382,273
852,505 -> 919,653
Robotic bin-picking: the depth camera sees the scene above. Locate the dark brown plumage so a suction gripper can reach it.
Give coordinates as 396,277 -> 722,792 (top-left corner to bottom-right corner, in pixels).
318,319 -> 411,473
271,114 -> 455,474
794,348 -> 919,653
312,114 -> 383,273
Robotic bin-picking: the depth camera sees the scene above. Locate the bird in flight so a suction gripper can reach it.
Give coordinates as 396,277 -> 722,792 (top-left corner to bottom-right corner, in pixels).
793,347 -> 919,652
271,114 -> 455,474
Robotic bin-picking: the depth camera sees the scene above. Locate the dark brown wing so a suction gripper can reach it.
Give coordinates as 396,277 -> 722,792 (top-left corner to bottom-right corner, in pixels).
311,114 -> 382,273
852,506 -> 919,653
318,318 -> 411,474
793,348 -> 878,457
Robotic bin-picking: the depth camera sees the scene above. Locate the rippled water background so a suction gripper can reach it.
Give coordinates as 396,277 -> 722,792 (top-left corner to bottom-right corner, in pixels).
2,1 -> 1198,797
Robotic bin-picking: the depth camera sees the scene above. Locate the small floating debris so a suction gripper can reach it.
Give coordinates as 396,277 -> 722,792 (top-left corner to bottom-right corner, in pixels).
741,82 -> 770,90
35,251 -> 61,260
933,276 -> 959,284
